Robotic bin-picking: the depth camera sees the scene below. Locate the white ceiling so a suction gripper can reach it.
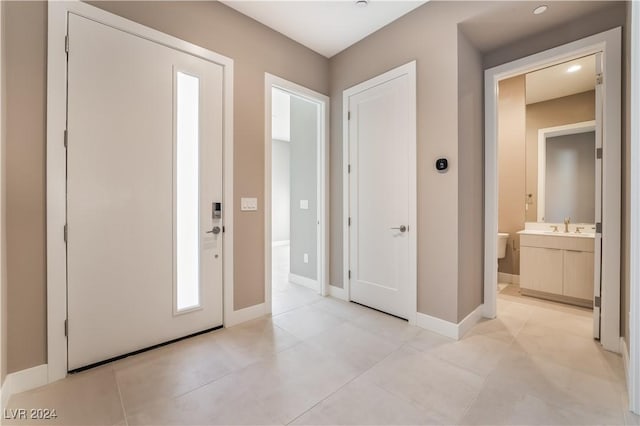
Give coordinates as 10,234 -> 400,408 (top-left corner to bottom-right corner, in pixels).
526,55 -> 596,105
219,0 -> 427,58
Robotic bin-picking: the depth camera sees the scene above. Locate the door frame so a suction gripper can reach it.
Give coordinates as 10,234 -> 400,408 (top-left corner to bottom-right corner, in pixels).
264,73 -> 330,312
341,61 -> 417,324
536,120 -> 596,222
629,0 -> 640,415
0,0 -> 5,393
484,28 -> 621,352
47,0 -> 234,383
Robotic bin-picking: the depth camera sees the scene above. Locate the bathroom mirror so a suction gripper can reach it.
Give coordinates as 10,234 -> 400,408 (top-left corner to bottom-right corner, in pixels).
537,122 -> 595,223
523,55 -> 597,224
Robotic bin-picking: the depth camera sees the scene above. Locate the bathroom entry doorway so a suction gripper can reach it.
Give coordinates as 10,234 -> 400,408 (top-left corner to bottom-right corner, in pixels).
264,74 -> 329,314
485,29 -> 621,352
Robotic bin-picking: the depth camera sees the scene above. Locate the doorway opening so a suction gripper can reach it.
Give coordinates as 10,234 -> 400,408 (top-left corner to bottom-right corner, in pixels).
485,29 -> 621,352
264,74 -> 329,315
497,55 -> 600,336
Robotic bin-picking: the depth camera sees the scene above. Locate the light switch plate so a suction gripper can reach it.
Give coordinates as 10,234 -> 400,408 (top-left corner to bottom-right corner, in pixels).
303,253 -> 309,263
241,197 -> 258,211
300,200 -> 309,210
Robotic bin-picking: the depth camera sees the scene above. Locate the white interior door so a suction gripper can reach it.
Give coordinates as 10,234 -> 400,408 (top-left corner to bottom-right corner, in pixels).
66,14 -> 224,370
347,64 -> 416,320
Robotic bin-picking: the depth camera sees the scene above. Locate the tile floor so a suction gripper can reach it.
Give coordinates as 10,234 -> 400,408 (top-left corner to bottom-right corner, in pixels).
5,277 -> 639,425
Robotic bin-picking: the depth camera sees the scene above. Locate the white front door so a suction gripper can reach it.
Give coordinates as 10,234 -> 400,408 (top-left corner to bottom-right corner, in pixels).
346,63 -> 416,320
66,14 -> 224,370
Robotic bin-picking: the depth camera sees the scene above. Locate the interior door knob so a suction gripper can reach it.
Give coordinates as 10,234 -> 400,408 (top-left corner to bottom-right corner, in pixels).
207,226 -> 221,235
390,225 -> 407,232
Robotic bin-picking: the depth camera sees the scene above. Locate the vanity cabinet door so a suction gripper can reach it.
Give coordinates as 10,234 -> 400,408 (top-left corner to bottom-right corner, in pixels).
520,246 -> 563,294
563,250 -> 594,301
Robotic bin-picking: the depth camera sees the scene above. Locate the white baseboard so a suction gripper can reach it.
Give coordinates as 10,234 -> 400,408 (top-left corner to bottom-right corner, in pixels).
621,337 -> 631,399
416,312 -> 458,339
458,305 -> 485,338
225,303 -> 266,328
416,304 -> 484,340
272,240 -> 290,247
289,273 -> 319,292
328,284 -> 348,301
1,364 -> 48,408
498,272 -> 520,284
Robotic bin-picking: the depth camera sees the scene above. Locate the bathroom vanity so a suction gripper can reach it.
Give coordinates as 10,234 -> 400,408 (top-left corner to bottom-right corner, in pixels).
518,228 -> 594,308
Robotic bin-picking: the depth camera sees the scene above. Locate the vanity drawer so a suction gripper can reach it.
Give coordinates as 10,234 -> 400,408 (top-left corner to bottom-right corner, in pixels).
519,234 -> 594,252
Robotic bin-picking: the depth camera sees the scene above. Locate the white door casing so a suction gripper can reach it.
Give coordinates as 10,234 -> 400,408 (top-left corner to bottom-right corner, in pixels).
47,1 -> 234,382
629,0 -> 640,415
264,74 -> 330,311
343,61 -> 417,322
593,52 -> 604,340
66,14 -> 223,370
484,29 -> 620,352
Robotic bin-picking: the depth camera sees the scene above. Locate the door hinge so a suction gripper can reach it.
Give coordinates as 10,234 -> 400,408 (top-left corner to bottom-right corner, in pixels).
348,164 -> 351,173
596,73 -> 603,85
348,217 -> 351,226
347,111 -> 351,120
64,224 -> 68,243
222,226 -> 225,233
348,270 -> 351,280
596,148 -> 602,159
596,222 -> 602,233
64,129 -> 68,148
64,319 -> 68,337
594,296 -> 601,308
65,35 -> 69,54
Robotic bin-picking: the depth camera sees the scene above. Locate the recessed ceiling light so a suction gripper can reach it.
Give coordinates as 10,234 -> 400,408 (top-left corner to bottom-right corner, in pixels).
533,5 -> 548,15
356,0 -> 369,7
567,64 -> 582,73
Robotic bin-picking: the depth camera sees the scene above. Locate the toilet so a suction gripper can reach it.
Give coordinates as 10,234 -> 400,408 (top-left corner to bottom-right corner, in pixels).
497,233 -> 509,259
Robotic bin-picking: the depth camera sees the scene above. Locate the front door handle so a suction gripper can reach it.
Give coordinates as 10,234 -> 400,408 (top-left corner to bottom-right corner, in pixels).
207,226 -> 221,235
390,225 -> 407,232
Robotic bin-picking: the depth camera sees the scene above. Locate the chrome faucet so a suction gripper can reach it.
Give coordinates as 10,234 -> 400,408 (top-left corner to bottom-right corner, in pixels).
564,217 -> 571,233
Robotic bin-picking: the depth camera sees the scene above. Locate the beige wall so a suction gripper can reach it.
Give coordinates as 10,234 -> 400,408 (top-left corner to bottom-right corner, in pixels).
5,0 -> 47,374
329,1 -> 494,323
4,0 -> 329,374
1,0 -> 7,385
497,76 -> 526,276
457,29 -> 484,321
525,91 -> 596,223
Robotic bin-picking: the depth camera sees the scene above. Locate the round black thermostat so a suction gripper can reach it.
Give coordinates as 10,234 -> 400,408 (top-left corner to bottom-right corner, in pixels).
435,158 -> 448,172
